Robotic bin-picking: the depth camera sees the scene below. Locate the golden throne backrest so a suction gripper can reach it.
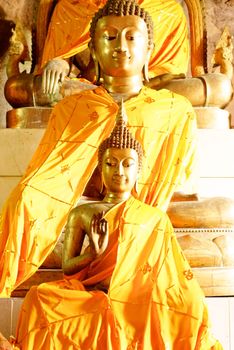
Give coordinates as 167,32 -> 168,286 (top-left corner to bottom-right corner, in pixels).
32,0 -> 58,72
183,0 -> 207,76
32,0 -> 208,77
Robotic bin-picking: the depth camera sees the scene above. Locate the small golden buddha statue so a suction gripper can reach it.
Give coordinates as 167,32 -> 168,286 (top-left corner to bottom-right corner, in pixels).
63,100 -> 143,281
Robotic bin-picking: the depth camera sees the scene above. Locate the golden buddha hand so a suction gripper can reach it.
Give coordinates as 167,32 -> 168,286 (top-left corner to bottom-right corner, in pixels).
42,58 -> 70,95
146,72 -> 186,90
89,211 -> 109,257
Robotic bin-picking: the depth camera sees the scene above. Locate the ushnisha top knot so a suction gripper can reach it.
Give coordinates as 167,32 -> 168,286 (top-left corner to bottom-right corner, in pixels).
115,98 -> 128,127
98,100 -> 143,170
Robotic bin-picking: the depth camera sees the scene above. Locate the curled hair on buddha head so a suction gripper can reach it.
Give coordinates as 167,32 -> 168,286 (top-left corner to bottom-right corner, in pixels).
90,0 -> 154,49
98,100 -> 143,171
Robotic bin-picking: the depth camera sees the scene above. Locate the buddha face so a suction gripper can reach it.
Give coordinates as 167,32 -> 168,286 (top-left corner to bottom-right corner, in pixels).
102,148 -> 138,194
92,15 -> 150,77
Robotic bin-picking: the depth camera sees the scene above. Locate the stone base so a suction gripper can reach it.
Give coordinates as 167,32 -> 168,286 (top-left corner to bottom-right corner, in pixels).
5,106 -> 231,129
194,106 -> 230,129
193,266 -> 234,296
174,227 -> 234,295
175,227 -> 234,267
6,107 -> 52,128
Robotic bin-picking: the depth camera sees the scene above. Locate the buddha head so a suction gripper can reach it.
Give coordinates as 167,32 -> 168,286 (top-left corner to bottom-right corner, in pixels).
98,101 -> 143,200
89,0 -> 154,84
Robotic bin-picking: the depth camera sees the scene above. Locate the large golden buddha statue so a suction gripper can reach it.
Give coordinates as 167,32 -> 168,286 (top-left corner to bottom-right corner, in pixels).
4,0 -> 233,128
0,101 -> 223,350
0,0 -> 199,297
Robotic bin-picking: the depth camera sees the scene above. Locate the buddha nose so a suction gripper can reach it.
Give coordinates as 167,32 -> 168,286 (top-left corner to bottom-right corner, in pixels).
116,163 -> 124,176
115,32 -> 127,53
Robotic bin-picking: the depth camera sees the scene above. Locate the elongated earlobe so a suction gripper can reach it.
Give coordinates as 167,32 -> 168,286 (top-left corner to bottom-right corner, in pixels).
100,177 -> 104,195
94,59 -> 101,84
131,180 -> 139,197
143,48 -> 153,82
89,42 -> 101,84
143,62 -> 149,82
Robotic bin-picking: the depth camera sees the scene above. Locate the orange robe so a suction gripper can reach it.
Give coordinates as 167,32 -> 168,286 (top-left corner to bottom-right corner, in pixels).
0,86 -> 196,297
40,0 -> 189,77
15,197 -> 222,349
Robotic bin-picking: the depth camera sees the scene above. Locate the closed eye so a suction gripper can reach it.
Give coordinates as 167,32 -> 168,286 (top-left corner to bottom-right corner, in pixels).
126,35 -> 135,41
103,34 -> 116,41
106,161 -> 117,167
126,31 -> 142,41
123,161 -> 135,167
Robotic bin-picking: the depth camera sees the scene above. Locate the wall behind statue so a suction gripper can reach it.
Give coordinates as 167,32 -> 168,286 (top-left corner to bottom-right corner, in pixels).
0,0 -> 233,128
205,0 -> 234,126
0,0 -> 38,128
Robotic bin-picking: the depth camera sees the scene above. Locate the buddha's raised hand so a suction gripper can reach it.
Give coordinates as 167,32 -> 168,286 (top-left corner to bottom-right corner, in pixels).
89,211 -> 109,257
